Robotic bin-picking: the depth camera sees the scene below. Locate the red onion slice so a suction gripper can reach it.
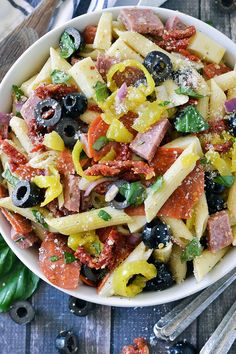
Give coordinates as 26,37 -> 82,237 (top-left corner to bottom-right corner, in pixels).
84,177 -> 116,197
224,98 -> 236,114
116,82 -> 128,103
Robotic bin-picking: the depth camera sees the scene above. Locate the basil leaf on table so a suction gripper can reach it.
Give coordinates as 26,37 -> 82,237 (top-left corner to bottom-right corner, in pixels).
0,234 -> 39,312
119,181 -> 146,206
51,70 -> 71,84
213,175 -> 235,188
175,87 -> 204,98
181,237 -> 202,263
175,106 -> 209,133
60,32 -> 76,58
94,81 -> 110,102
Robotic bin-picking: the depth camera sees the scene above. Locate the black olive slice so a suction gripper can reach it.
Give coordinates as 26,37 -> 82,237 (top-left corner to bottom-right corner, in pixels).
143,51 -> 173,85
55,330 -> 79,354
109,180 -> 130,210
68,296 -> 94,317
142,217 -> 171,249
9,301 -> 35,325
34,99 -> 62,127
63,93 -> 88,117
12,180 -> 44,208
55,117 -> 80,148
60,27 -> 84,59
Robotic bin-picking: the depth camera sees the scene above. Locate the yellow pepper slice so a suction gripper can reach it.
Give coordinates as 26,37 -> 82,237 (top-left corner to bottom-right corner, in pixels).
232,142 -> 236,173
72,140 -> 98,181
33,168 -> 62,207
106,119 -> 133,143
43,131 -> 65,151
68,230 -> 103,256
100,147 -> 116,162
112,260 -> 157,297
107,59 -> 155,96
132,101 -> 167,133
205,150 -> 232,176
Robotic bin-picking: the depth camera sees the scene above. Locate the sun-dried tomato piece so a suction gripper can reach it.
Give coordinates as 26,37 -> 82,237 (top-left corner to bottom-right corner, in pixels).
35,84 -> 78,100
1,209 -> 32,234
122,337 -> 149,354
0,140 -> 27,165
204,141 -> 233,153
178,49 -> 201,62
14,165 -> 46,180
163,25 -> 196,40
203,63 -> 231,80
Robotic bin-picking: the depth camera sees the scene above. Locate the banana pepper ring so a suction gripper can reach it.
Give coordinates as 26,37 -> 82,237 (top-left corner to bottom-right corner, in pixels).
113,260 -> 157,297
72,140 -> 99,181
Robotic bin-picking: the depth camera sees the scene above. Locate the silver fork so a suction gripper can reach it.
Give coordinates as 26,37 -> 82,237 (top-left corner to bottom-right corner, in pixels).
153,267 -> 236,343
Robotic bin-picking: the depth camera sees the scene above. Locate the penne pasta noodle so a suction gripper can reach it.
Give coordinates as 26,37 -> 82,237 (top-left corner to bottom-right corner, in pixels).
127,215 -> 147,233
213,70 -> 236,91
153,242 -> 173,263
227,178 -> 236,218
20,74 -> 37,97
168,244 -> 187,284
93,12 -> 113,50
197,96 -> 209,120
194,192 -> 209,239
107,38 -> 143,62
29,57 -> 51,91
193,247 -> 230,282
10,116 -> 33,154
209,79 -> 226,119
161,216 -> 193,247
232,226 -> 236,246
164,135 -> 203,156
45,206 -> 132,235
50,47 -> 72,72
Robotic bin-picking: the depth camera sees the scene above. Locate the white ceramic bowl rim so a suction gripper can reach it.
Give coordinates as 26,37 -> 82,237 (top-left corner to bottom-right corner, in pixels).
0,6 -> 236,307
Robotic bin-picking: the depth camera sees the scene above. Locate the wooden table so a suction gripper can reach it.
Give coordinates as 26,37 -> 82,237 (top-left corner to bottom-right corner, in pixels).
1,1 -> 236,353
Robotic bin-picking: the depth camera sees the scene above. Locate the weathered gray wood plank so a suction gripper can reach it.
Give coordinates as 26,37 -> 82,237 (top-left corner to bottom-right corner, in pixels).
162,0 -> 200,17
0,312 -> 27,354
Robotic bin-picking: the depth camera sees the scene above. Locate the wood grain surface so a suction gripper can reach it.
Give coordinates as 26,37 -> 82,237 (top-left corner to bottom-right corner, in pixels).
0,1 -> 236,354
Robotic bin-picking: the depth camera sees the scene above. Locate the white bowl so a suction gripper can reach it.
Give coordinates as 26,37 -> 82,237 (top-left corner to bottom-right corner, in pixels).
0,6 -> 235,307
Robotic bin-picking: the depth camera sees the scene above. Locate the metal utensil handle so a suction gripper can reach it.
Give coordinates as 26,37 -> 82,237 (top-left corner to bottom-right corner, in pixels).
200,300 -> 236,354
153,268 -> 236,341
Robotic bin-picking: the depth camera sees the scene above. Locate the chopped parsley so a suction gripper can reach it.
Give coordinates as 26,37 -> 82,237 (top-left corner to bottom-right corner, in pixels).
51,69 -> 71,84
175,106 -> 209,133
32,210 -> 49,229
64,251 -> 76,264
12,85 -> 24,101
94,81 -> 110,102
175,87 -> 204,99
200,157 -> 208,165
92,136 -> 110,151
151,176 -> 164,193
50,255 -> 59,262
98,210 -> 112,221
159,100 -> 171,107
181,237 -> 202,263
213,175 -> 235,188
119,181 -> 146,206
2,168 -> 19,187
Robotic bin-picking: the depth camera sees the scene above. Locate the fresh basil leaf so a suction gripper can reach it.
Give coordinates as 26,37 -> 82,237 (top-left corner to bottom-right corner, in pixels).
94,81 -> 110,102
64,251 -> 76,264
50,255 -> 59,262
32,210 -> 49,229
60,31 -> 76,58
181,237 -> 202,263
98,210 -> 112,221
119,181 -> 146,206
51,70 -> 71,84
92,242 -> 102,255
151,176 -> 164,193
12,85 -> 24,101
92,136 -> 110,151
159,101 -> 171,107
175,106 -> 209,133
0,234 -> 39,312
213,175 -> 235,188
200,157 -> 208,165
15,111 -> 22,118
2,167 -> 19,187
175,87 -> 204,98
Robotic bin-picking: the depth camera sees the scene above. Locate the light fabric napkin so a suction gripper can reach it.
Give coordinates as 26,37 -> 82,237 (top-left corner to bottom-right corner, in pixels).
1,0 -> 167,42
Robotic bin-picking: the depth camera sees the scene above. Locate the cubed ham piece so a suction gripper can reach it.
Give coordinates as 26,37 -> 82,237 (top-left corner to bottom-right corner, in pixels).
207,211 -> 233,253
118,8 -> 164,35
63,175 -> 81,213
165,16 -> 187,31
11,228 -> 39,249
129,118 -> 171,161
0,113 -> 11,139
20,94 -> 41,124
96,54 -> 120,78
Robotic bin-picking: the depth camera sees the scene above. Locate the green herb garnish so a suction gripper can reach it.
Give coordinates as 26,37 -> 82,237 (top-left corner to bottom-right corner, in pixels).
59,31 -> 76,58
119,181 -> 146,206
151,176 -> 164,193
2,168 -> 19,187
159,101 -> 171,107
0,234 -> 39,312
181,237 -> 202,263
98,210 -> 112,221
94,81 -> 110,102
175,106 -> 209,133
50,255 -> 59,262
64,251 -> 76,264
51,69 -> 71,84
32,210 -> 49,229
213,175 -> 235,188
92,136 -> 110,151
200,157 -> 208,165
175,87 -> 204,99
12,85 -> 24,101
92,242 -> 102,255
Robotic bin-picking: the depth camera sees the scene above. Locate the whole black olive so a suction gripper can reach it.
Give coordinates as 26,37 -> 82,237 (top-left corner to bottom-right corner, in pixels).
63,93 -> 88,117
226,111 -> 236,137
205,172 -> 226,194
55,330 -> 79,354
145,262 -> 174,291
34,99 -> 62,127
142,218 -> 171,249
168,341 -> 197,354
55,117 -> 81,148
12,180 -> 44,208
143,51 -> 173,85
9,301 -> 35,325
60,27 -> 84,58
206,193 -> 225,214
109,180 -> 130,210
172,68 -> 195,89
68,296 -> 94,317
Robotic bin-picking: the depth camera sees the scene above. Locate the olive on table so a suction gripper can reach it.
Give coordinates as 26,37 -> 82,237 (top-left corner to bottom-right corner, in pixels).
143,51 -> 173,85
206,193 -> 225,215
142,217 -> 171,249
145,262 -> 174,291
55,330 -> 79,354
9,300 -> 35,325
34,99 -> 62,127
68,296 -> 94,317
55,117 -> 81,148
63,93 -> 88,117
168,341 -> 197,354
226,111 -> 236,137
204,172 -> 226,194
12,180 -> 44,208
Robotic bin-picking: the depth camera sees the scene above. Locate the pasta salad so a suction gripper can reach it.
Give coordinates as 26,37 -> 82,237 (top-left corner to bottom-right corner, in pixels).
0,8 -> 236,298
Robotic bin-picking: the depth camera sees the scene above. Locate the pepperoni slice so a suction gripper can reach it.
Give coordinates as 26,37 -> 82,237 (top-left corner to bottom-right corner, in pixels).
150,147 -> 183,174
1,209 -> 32,234
57,149 -> 75,175
14,165 -> 45,180
113,67 -> 144,87
39,233 -> 80,290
